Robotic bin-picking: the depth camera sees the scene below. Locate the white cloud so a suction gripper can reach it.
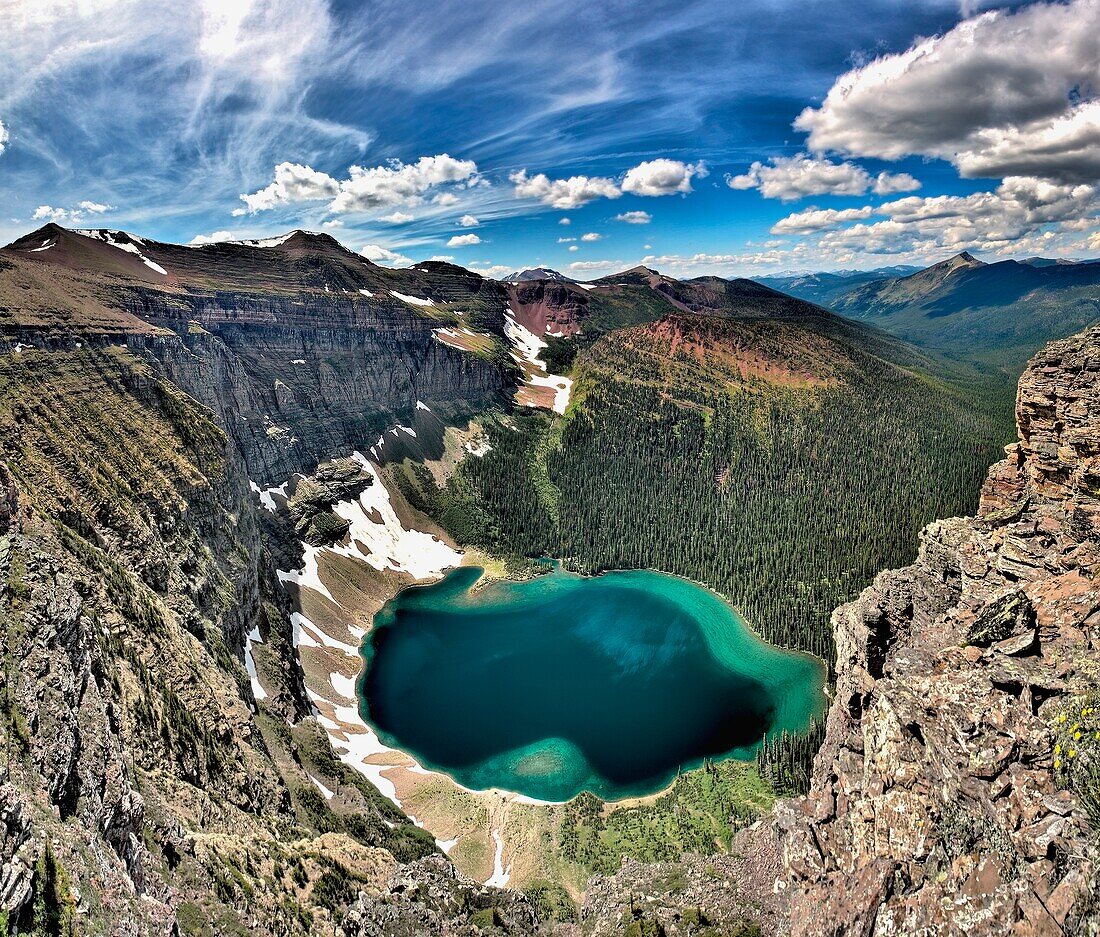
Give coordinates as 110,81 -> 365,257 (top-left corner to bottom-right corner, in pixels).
361,243 -> 412,266
331,154 -> 478,213
510,169 -> 621,209
872,171 -> 921,195
558,217 -> 571,225
447,233 -> 481,246
236,155 -> 478,216
380,210 -> 414,223
0,118 -> 7,155
467,262 -> 512,278
429,254 -> 455,262
569,260 -> 621,272
814,176 -> 1098,257
727,154 -> 918,201
795,0 -> 1100,183
433,193 -> 459,207
189,229 -> 235,244
568,245 -> 579,251
771,206 -> 874,234
321,219 -> 344,229
32,201 -> 112,223
581,232 -> 602,241
615,210 -> 652,224
458,214 -> 479,227
621,158 -> 706,196
557,237 -> 576,243
234,161 -> 339,214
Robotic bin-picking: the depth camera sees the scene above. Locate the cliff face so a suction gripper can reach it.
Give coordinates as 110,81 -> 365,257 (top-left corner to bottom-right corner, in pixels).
776,327 -> 1100,935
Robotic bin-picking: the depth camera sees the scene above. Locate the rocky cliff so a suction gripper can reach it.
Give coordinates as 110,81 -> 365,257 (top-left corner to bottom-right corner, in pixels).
775,326 -> 1100,935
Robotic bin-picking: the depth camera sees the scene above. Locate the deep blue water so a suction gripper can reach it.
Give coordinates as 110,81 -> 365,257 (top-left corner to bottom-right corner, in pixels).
360,565 -> 824,801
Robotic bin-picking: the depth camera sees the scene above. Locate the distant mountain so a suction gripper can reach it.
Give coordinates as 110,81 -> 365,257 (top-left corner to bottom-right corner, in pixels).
756,265 -> 921,309
502,267 -> 575,283
759,251 -> 1100,367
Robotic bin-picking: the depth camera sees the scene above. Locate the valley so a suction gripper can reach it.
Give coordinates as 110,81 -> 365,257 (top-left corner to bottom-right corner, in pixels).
0,224 -> 1096,935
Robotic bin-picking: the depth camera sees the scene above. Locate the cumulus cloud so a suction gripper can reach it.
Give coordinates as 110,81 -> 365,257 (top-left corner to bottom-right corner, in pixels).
236,155 -> 478,216
331,155 -> 478,213
361,243 -> 412,266
458,214 -> 479,227
621,159 -> 706,196
794,0 -> 1100,183
447,233 -> 481,246
510,169 -> 621,209
234,161 -> 339,215
568,245 -> 579,251
615,210 -> 652,224
189,230 -> 235,244
380,211 -> 414,223
771,206 -> 874,235
32,201 -> 112,223
816,176 -> 1098,256
727,154 -> 919,201
581,232 -> 602,241
559,217 -> 571,225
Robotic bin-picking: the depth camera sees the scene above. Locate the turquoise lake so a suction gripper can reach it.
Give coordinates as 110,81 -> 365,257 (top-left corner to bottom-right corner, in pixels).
360,565 -> 826,802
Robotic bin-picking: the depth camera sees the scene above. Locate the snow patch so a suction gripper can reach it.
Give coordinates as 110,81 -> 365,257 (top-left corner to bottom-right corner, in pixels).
244,625 -> 268,701
76,229 -> 168,275
485,830 -> 512,888
415,400 -> 431,412
359,289 -> 373,297
27,238 -> 55,252
504,314 -> 573,415
390,290 -> 435,307
307,773 -> 336,800
249,479 -> 289,513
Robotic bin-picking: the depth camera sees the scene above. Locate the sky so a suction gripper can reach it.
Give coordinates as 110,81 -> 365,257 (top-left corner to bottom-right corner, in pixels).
0,0 -> 1098,278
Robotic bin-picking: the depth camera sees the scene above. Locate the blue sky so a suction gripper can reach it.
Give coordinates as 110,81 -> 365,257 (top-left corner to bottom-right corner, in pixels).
1,0 -> 1097,277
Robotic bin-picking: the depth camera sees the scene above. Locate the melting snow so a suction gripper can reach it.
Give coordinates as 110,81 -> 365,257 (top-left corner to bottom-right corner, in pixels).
415,400 -> 431,412
576,283 -> 598,291
359,289 -> 373,297
504,314 -> 573,414
485,830 -> 512,887
27,238 -> 55,252
308,773 -> 336,800
76,229 -> 168,275
390,291 -> 435,307
249,479 -> 289,513
244,625 -> 267,701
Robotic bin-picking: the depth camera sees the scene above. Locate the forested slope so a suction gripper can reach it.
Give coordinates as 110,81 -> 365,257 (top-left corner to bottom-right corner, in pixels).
411,310 -> 1013,664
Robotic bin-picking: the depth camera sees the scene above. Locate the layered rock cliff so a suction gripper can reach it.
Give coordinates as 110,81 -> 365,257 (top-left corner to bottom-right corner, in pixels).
775,327 -> 1100,936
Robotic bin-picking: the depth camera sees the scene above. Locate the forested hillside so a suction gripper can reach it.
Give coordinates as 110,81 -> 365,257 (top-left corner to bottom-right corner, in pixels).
406,311 -> 1013,663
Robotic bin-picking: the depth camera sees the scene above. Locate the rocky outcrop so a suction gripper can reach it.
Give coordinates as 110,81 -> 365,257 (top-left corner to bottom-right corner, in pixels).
775,327 -> 1100,936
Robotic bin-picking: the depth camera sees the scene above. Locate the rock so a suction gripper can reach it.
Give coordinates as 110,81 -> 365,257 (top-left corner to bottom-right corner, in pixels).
769,325 -> 1100,936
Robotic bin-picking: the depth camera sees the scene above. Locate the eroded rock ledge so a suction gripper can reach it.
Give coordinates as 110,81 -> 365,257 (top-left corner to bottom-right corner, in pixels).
775,327 -> 1100,936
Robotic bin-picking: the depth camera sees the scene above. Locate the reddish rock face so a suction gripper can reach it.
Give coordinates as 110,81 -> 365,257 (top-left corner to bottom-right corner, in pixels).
774,326 -> 1100,936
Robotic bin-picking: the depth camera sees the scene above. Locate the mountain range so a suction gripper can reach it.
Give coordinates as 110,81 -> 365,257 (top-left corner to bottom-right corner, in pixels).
759,251 -> 1100,367
0,224 -> 1097,935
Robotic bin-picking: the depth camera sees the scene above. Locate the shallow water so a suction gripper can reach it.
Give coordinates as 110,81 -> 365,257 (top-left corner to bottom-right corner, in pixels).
360,565 -> 825,802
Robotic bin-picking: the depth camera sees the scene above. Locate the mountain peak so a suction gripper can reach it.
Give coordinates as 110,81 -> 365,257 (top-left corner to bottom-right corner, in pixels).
503,267 -> 574,283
